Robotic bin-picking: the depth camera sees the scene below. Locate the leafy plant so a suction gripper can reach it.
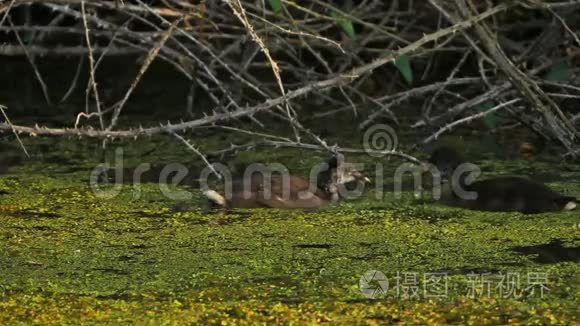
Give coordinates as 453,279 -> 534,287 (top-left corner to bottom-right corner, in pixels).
267,0 -> 282,14
394,55 -> 413,85
331,12 -> 356,39
545,62 -> 571,82
475,102 -> 497,129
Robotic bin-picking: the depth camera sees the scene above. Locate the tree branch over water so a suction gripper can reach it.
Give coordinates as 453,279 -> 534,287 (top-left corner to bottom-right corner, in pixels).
0,0 -> 579,159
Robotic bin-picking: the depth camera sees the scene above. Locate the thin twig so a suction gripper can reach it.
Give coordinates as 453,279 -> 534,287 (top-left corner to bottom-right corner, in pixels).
423,98 -> 521,144
8,16 -> 52,107
0,105 -> 29,158
165,128 -> 222,179
108,15 -> 182,131
81,1 -> 104,130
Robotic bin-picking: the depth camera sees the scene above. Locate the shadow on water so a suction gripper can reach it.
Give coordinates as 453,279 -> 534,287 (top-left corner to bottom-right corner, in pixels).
511,240 -> 580,264
431,241 -> 579,275
92,267 -> 130,276
432,267 -> 505,276
293,243 -> 333,249
10,210 -> 62,219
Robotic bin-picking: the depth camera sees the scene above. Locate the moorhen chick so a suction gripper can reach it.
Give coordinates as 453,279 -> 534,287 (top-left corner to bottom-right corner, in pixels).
203,154 -> 370,209
424,146 -> 577,214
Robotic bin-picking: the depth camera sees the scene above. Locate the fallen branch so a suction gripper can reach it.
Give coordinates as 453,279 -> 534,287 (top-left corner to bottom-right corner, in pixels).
0,3 -> 512,139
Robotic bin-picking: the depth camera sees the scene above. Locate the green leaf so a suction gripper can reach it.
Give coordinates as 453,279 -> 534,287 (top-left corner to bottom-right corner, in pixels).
545,62 -> 571,82
394,55 -> 413,85
475,102 -> 497,129
267,0 -> 282,14
331,12 -> 356,39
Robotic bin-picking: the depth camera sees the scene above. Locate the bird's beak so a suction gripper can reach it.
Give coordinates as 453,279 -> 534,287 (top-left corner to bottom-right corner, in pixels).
352,172 -> 371,184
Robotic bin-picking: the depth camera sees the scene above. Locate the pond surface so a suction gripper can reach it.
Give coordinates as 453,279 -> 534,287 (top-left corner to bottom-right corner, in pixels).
0,135 -> 578,324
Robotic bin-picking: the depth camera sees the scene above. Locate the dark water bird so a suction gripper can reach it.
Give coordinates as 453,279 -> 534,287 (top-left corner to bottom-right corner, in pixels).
203,154 -> 370,209
424,146 -> 577,214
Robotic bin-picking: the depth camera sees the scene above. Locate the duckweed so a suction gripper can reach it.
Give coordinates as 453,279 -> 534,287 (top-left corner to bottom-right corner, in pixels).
0,137 -> 578,324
